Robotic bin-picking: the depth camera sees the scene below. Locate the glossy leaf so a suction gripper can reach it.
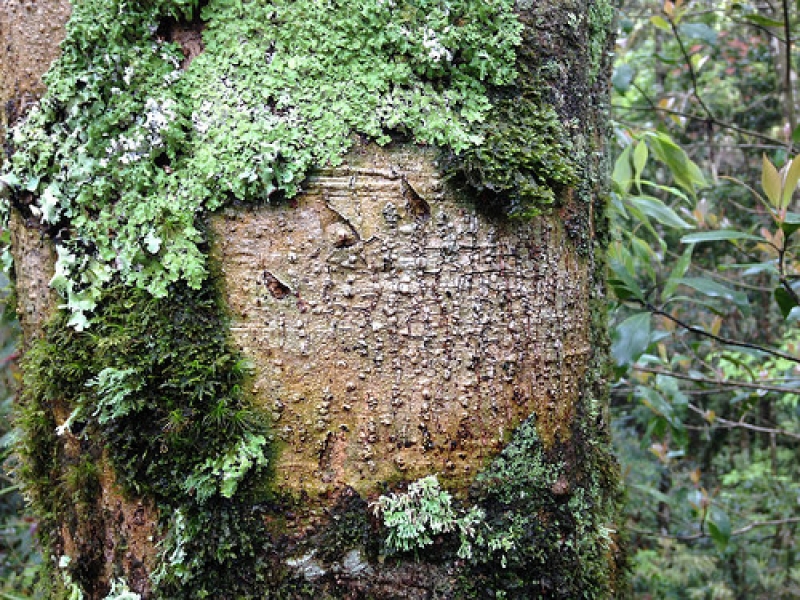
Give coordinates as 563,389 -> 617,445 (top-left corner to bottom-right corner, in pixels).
633,141 -> 649,186
779,211 -> 800,236
609,270 -> 646,304
681,230 -> 763,244
706,506 -> 731,552
662,245 -> 693,301
781,157 -> 800,208
629,195 -> 694,229
611,312 -> 651,367
612,63 -> 635,93
647,132 -> 707,195
612,145 -> 633,194
741,14 -> 784,28
650,15 -> 672,32
637,385 -> 685,435
679,23 -> 717,45
677,277 -> 749,311
762,154 -> 782,208
774,286 -> 800,319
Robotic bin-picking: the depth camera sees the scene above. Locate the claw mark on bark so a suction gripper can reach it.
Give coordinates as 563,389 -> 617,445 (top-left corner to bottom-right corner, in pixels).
323,195 -> 361,248
260,270 -> 292,299
400,175 -> 430,220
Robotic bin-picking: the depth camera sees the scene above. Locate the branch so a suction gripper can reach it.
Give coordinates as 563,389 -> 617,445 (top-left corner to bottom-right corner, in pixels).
632,365 -> 800,395
644,303 -> 800,365
667,15 -> 715,122
781,0 -> 796,139
630,516 -> 800,542
613,104 -> 788,147
686,402 -> 800,440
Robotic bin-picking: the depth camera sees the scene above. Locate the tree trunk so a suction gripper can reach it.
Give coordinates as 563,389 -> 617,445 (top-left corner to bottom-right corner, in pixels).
1,1 -> 623,598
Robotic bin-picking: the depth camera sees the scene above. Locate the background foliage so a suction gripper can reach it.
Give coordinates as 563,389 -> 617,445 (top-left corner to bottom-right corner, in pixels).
611,0 -> 800,597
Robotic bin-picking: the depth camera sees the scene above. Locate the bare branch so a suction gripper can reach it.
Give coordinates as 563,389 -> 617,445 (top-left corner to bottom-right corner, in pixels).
632,365 -> 800,395
686,403 -> 800,440
630,517 -> 800,542
643,303 -> 800,365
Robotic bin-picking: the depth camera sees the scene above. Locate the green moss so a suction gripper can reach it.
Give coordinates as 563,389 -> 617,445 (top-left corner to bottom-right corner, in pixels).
3,0 -> 621,597
440,86 -> 579,217
457,409 -> 622,599
588,1 -> 615,85
17,275 -> 275,596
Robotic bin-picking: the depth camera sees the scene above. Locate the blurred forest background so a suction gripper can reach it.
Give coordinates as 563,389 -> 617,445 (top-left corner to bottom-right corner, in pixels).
2,0 -> 799,597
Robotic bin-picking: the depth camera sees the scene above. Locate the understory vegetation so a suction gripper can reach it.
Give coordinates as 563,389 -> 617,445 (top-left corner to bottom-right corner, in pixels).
0,1 -> 619,598
611,0 -> 800,597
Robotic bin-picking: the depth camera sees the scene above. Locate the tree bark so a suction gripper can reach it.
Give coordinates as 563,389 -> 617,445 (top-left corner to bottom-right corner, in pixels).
1,1 -> 623,598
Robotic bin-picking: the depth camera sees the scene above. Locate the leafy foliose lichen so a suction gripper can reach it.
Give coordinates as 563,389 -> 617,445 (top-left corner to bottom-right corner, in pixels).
1,0 -> 523,329
458,413 -> 623,599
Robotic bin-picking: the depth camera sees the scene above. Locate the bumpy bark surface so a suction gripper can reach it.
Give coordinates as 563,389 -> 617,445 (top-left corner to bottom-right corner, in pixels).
214,143 -> 590,502
0,0 -> 71,150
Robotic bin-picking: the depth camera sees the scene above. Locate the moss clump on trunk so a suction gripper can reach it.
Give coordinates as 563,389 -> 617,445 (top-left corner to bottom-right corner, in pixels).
17,276 -> 274,596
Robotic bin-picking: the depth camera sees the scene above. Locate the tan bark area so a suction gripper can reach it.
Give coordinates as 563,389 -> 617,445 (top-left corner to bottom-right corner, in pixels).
8,210 -> 57,343
212,142 -> 591,503
0,0 -> 71,147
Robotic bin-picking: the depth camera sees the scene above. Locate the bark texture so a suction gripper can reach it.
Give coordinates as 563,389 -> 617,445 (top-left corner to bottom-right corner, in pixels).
214,143 -> 590,502
2,1 -> 623,598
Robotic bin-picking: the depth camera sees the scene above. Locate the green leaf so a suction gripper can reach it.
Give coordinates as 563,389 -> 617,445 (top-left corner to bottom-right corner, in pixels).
662,245 -> 693,301
706,505 -> 731,552
608,257 -> 645,301
741,14 -> 784,28
630,483 -> 672,506
633,141 -> 648,185
611,312 -> 651,367
679,23 -> 718,45
677,277 -> 749,311
719,261 -> 778,276
637,385 -> 682,431
612,145 -> 633,194
647,132 -> 707,195
650,15 -> 671,32
762,154 -> 782,208
779,211 -> 800,237
774,286 -> 800,319
629,195 -> 694,229
612,63 -> 635,93
681,230 -> 763,244
781,157 -> 800,208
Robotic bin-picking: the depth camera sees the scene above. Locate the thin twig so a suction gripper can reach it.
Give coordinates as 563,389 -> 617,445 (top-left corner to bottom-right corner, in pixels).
630,517 -> 800,542
686,403 -> 800,441
643,303 -> 800,365
632,365 -> 800,395
613,104 -> 787,147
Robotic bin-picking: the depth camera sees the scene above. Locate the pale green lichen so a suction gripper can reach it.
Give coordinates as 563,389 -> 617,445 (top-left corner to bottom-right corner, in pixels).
4,1 -> 621,597
1,0 -> 522,329
372,474 -> 485,557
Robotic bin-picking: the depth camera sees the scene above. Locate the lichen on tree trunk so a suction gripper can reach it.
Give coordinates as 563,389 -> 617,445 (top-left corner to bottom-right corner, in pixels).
1,1 -> 624,598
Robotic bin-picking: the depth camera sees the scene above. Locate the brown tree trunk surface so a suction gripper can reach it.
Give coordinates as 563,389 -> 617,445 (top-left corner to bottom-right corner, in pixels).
1,1 -> 623,598
213,143 -> 591,502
